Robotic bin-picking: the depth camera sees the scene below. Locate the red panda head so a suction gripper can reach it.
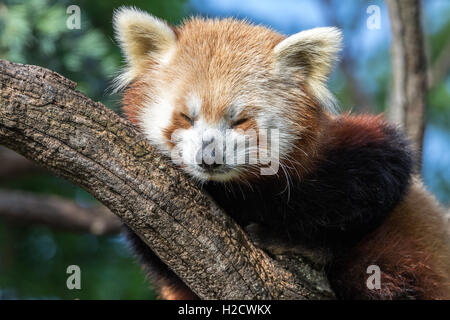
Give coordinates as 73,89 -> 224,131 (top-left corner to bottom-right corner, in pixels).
113,7 -> 342,182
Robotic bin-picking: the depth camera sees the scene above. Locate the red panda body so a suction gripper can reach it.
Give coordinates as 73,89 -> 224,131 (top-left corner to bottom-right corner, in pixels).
114,8 -> 450,299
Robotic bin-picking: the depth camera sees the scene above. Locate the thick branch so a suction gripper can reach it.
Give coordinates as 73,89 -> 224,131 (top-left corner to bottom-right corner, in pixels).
387,0 -> 427,168
0,190 -> 120,235
0,59 -> 334,299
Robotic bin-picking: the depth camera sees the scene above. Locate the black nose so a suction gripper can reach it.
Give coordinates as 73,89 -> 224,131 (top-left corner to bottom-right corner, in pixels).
198,136 -> 223,171
199,160 -> 222,171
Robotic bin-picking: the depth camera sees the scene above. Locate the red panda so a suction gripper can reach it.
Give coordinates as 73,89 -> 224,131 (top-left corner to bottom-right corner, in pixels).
113,7 -> 450,300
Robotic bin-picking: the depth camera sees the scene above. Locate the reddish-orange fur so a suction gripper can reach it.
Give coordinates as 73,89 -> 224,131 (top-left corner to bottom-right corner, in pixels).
321,116 -> 450,299
116,12 -> 450,300
122,79 -> 150,125
330,180 -> 450,299
324,113 -> 387,147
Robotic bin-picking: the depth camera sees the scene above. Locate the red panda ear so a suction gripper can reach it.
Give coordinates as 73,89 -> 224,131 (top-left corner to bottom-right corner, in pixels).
274,27 -> 342,112
274,27 -> 342,79
113,7 -> 177,90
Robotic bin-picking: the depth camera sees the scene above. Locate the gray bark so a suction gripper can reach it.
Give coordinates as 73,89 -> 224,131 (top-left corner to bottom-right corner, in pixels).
387,0 -> 428,168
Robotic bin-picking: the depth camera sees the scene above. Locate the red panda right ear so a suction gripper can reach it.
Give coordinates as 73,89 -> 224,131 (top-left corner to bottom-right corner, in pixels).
274,27 -> 342,112
112,7 -> 177,91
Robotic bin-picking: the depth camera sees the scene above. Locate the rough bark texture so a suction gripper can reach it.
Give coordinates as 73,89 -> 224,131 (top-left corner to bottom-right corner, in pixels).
0,190 -> 121,235
387,0 -> 428,168
0,59 -> 334,300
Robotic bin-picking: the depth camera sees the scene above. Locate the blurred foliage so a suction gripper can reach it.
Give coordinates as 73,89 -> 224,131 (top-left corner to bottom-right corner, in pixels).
0,0 -> 448,300
0,223 -> 155,299
1,0 -> 115,109
0,0 -> 188,110
0,0 -> 187,299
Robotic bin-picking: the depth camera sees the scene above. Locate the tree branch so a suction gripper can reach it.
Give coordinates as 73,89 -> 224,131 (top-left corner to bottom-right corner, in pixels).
0,59 -> 334,299
0,189 -> 121,235
387,0 -> 428,169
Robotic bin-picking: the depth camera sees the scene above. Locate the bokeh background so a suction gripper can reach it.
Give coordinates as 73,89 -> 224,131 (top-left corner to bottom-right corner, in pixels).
0,0 -> 448,299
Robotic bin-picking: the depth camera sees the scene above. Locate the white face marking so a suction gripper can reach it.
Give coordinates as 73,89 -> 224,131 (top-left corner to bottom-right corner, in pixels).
170,117 -> 242,182
185,92 -> 202,118
167,116 -> 281,182
140,92 -> 295,182
140,88 -> 175,155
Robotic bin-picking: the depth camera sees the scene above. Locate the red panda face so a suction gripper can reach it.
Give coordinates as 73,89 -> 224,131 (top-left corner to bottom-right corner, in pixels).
114,8 -> 342,182
137,63 -> 286,182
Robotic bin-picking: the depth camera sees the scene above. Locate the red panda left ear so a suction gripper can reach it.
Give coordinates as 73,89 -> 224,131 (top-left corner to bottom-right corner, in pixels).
112,7 -> 177,91
274,27 -> 342,111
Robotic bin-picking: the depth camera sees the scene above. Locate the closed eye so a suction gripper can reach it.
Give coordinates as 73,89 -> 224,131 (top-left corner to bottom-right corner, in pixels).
180,112 -> 194,125
231,118 -> 249,128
